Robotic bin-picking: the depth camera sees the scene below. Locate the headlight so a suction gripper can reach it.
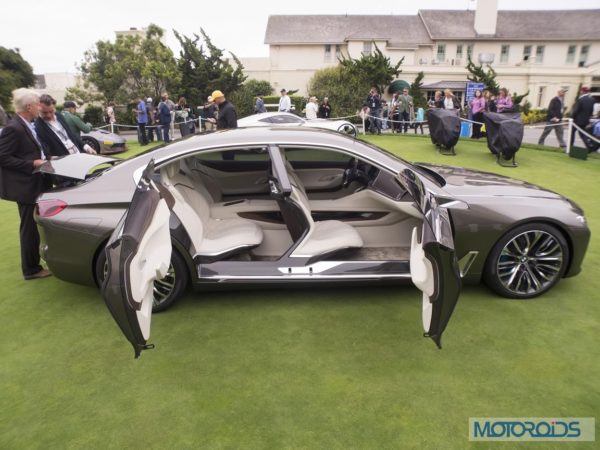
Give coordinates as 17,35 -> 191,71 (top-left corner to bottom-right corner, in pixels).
576,215 -> 586,224
103,140 -> 114,146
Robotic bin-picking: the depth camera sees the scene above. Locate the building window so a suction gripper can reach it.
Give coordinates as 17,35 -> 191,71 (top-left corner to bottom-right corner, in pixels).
579,45 -> 590,66
362,41 -> 372,56
456,44 -> 463,59
566,45 -> 577,64
437,44 -> 446,62
537,86 -> 546,108
500,45 -> 510,63
335,44 -> 341,58
467,44 -> 474,60
523,45 -> 532,61
324,44 -> 331,61
535,45 -> 544,64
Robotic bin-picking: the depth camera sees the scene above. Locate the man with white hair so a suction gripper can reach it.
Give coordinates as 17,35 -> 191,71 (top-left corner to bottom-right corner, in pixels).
0,88 -> 51,280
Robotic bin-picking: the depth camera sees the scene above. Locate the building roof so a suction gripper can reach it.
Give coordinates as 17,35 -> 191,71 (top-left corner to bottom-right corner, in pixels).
419,9 -> 600,40
265,10 -> 600,46
264,15 -> 432,46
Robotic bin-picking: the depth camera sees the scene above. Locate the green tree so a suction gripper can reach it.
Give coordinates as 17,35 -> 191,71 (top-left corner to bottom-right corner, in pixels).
64,81 -> 104,106
229,79 -> 274,118
408,71 -> 428,109
511,91 -> 530,113
307,65 -> 367,120
244,79 -> 273,96
465,55 -> 500,95
339,43 -> 404,95
77,24 -> 180,104
0,47 -> 35,109
174,28 -> 246,109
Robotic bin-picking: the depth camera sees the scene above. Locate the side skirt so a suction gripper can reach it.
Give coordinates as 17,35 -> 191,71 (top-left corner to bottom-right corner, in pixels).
196,259 -> 410,283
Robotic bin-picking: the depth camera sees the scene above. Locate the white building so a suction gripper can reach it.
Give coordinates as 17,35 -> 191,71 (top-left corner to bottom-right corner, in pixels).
245,0 -> 600,108
34,72 -> 79,105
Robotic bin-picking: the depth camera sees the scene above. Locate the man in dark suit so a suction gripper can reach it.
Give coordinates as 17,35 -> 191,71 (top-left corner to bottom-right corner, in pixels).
538,88 -> 567,148
0,88 -> 51,280
570,86 -> 595,150
35,94 -> 96,157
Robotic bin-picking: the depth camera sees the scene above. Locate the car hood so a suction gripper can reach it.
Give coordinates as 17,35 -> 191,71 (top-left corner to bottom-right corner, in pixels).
415,163 -> 563,200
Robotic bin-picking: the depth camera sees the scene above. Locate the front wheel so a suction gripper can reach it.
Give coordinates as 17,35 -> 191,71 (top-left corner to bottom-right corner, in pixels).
82,136 -> 101,153
95,247 -> 189,312
483,223 -> 569,299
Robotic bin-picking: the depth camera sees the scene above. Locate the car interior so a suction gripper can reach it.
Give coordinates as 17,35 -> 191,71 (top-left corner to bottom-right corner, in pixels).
158,144 -> 423,265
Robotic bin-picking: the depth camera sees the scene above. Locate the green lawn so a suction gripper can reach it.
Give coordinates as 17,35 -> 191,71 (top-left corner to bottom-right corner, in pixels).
1,136 -> 598,449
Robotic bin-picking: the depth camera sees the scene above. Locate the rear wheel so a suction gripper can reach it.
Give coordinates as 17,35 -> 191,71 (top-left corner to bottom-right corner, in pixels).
337,123 -> 357,137
483,223 -> 569,299
95,247 -> 189,312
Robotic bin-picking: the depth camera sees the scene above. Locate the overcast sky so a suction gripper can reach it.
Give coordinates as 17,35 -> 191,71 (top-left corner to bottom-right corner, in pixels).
1,0 -> 598,73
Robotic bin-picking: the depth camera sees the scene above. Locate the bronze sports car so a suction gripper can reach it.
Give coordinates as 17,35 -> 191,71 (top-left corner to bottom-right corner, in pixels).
35,128 -> 590,356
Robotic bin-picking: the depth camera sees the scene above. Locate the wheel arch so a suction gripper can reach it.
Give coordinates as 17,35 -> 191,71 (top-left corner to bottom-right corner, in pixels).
482,218 -> 574,280
92,233 -> 196,288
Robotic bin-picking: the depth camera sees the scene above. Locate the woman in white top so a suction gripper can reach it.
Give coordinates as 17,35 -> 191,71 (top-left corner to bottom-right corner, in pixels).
305,96 -> 319,120
443,89 -> 461,112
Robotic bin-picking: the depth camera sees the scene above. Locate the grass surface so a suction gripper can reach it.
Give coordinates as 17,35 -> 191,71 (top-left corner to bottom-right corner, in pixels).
1,136 -> 598,449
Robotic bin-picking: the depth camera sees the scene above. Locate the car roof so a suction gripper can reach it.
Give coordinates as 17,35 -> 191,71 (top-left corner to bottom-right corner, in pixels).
149,127 -> 400,172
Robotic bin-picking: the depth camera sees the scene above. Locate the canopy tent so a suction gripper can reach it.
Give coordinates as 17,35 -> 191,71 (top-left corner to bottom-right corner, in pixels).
388,80 -> 410,94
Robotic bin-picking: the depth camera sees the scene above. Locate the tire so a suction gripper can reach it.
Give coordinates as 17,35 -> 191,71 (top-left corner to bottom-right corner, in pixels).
483,222 -> 569,299
82,136 -> 101,153
337,123 -> 357,137
95,247 -> 189,313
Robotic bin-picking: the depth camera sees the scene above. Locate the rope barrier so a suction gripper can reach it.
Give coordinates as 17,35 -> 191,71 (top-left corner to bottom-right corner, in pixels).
572,122 -> 600,144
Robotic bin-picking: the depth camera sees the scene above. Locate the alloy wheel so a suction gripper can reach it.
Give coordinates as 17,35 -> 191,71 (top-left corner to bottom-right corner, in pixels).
338,124 -> 357,136
496,230 -> 564,296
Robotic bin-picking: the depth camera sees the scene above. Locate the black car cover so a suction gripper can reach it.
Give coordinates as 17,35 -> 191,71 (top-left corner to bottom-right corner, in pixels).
427,108 -> 461,149
483,112 -> 524,160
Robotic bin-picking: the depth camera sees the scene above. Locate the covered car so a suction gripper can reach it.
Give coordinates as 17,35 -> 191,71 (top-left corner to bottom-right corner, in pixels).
483,112 -> 524,166
427,108 -> 461,154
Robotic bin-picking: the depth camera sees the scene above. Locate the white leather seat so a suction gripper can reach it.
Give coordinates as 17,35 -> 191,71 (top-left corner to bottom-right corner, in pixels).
283,161 -> 363,258
161,162 -> 263,258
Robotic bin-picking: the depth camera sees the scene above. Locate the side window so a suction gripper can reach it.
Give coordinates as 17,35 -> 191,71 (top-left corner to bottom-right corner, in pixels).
283,147 -> 353,163
193,147 -> 270,161
258,117 -> 273,123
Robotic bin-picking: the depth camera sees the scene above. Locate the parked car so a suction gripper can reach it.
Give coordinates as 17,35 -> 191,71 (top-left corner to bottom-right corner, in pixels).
34,128 -> 590,356
81,128 -> 127,155
238,111 -> 357,137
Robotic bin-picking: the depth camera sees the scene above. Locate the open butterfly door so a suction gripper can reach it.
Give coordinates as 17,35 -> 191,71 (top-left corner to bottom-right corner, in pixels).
397,169 -> 462,348
101,160 -> 174,357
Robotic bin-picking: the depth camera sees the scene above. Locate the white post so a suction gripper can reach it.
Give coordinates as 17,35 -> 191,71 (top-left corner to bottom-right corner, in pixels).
110,122 -> 114,134
362,116 -> 366,135
566,118 -> 573,154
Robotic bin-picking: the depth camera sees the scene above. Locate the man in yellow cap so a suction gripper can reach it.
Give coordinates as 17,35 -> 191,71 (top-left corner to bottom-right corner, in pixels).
210,90 -> 237,130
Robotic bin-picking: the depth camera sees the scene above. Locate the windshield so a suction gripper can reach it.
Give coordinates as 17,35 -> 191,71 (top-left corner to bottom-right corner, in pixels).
357,138 -> 445,187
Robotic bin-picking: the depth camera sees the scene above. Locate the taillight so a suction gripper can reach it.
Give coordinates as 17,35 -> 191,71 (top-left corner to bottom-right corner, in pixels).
37,199 -> 68,217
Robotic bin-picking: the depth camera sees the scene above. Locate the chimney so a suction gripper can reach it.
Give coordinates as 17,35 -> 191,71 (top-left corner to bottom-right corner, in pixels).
474,0 -> 498,36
